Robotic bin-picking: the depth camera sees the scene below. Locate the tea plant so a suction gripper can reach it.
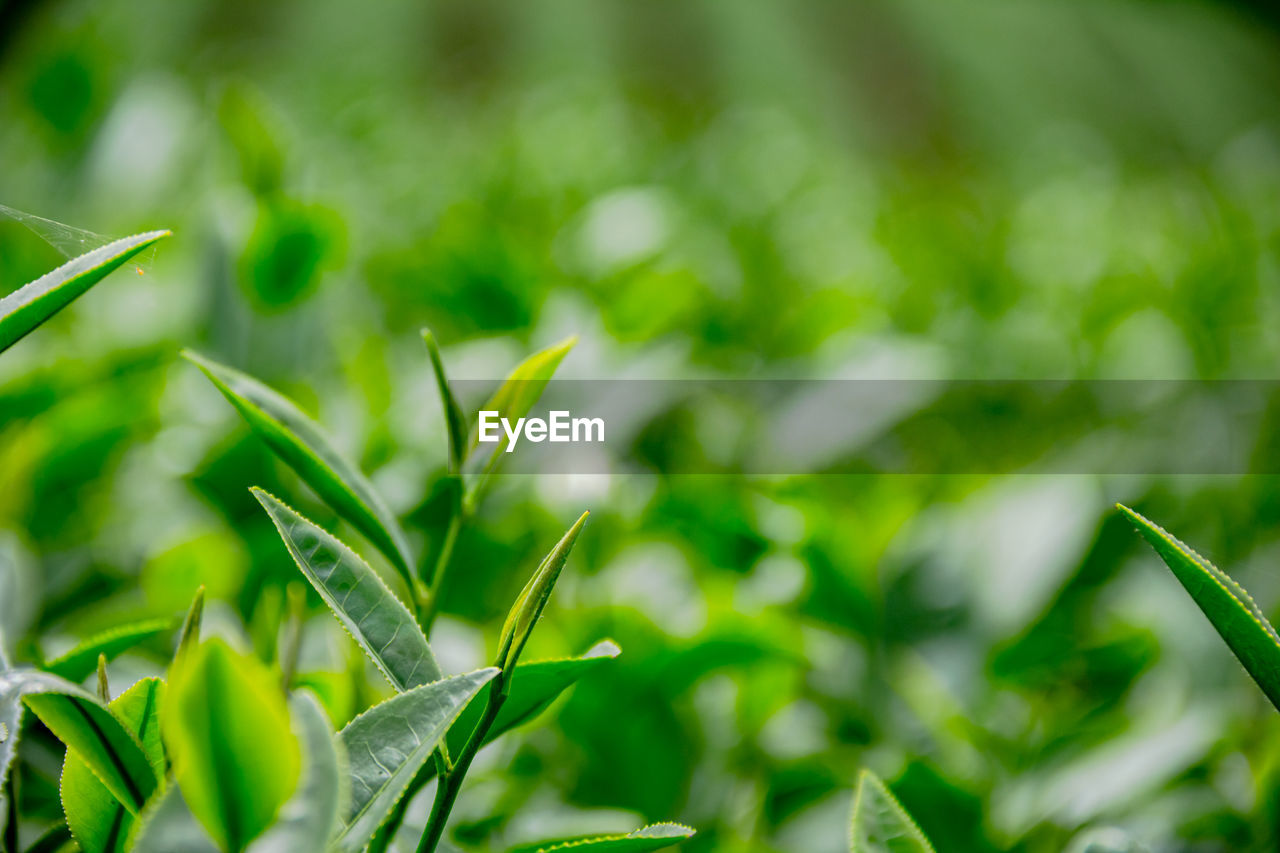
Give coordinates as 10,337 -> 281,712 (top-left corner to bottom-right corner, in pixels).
0,240 -> 693,853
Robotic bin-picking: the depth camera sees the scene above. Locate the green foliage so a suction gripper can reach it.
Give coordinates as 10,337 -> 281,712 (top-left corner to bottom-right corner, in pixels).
850,771 -> 936,853
253,488 -> 442,689
1119,504 -> 1280,712
3,671 -> 158,814
44,620 -> 173,683
422,328 -> 468,475
60,678 -> 165,853
183,350 -> 416,587
498,512 -> 590,673
509,824 -> 696,853
333,669 -> 496,853
162,640 -> 300,852
0,231 -> 168,354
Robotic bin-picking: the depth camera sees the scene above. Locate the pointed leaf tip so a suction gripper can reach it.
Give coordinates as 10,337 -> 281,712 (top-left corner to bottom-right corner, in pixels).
499,511 -> 590,673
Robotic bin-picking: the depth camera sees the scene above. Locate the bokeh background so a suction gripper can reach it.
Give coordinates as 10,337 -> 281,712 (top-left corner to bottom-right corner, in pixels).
5,1 -> 1280,851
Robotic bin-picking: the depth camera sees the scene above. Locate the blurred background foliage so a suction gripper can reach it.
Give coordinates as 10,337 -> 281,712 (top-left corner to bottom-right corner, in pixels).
4,1 -> 1280,851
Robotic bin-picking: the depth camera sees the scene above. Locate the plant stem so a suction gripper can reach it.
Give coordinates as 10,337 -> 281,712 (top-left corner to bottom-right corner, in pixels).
414,678 -> 506,853
419,485 -> 465,633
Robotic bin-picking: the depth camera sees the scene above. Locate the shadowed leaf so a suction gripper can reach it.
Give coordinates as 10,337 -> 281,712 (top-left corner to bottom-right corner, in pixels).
850,770 -> 935,853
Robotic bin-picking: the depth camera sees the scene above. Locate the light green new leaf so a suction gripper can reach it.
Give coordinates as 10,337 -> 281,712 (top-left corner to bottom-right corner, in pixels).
1119,504 -> 1280,712
0,670 -> 158,813
447,640 -> 620,757
44,619 -> 173,683
423,328 -> 468,474
498,512 -> 590,673
61,678 -> 166,853
173,586 -> 206,669
469,336 -> 576,458
850,770 -> 935,853
131,786 -> 220,853
253,488 -> 442,690
162,639 -> 300,852
183,350 -> 415,586
0,230 -> 169,354
510,823 -> 695,853
249,692 -> 347,853
333,668 -> 498,853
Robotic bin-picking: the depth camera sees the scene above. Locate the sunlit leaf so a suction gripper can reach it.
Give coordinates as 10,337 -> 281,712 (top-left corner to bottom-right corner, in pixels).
498,512 -> 590,673
183,350 -> 415,586
173,586 -> 206,669
61,678 -> 166,853
469,336 -> 576,459
509,823 -> 695,853
447,640 -> 620,757
253,488 -> 442,690
1119,504 -> 1280,712
0,670 -> 157,814
333,668 -> 497,853
248,692 -> 347,853
850,770 -> 935,853
0,230 -> 170,354
44,619 -> 173,683
162,639 -> 300,852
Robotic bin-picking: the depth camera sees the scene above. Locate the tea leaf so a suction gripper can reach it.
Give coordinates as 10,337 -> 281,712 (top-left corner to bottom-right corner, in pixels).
162,639 -> 300,852
0,647 -> 16,838
183,350 -> 415,586
498,512 -> 590,674
333,668 -> 498,853
850,770 -> 935,853
248,692 -> 347,853
0,670 -> 158,813
510,823 -> 696,853
173,586 -> 206,669
23,822 -> 74,853
447,640 -> 620,757
469,336 -> 576,458
253,488 -> 442,690
131,786 -> 220,853
44,619 -> 173,683
61,678 -> 166,853
0,230 -> 169,354
423,328 -> 468,473
1118,504 -> 1280,712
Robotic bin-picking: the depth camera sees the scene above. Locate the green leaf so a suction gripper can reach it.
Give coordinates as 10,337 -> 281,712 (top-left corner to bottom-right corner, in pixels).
498,512 -> 590,673
0,230 -> 170,354
183,350 -> 415,586
469,336 -> 576,458
173,586 -> 206,670
253,488 -> 442,690
162,639 -> 300,852
131,786 -> 220,853
22,822 -> 75,853
422,328 -> 468,474
0,648 -> 18,833
850,770 -> 935,853
509,823 -> 695,853
44,619 -> 173,683
0,670 -> 158,814
1118,504 -> 1280,712
447,640 -> 620,757
249,692 -> 347,853
333,668 -> 498,853
61,678 -> 166,853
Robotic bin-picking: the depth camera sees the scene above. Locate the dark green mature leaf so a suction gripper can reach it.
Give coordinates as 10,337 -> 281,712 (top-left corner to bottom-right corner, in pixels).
1118,504 -> 1280,712
423,328 -> 468,473
0,230 -> 170,354
61,678 -> 165,853
162,640 -> 300,852
0,670 -> 158,814
0,647 -> 16,845
23,822 -> 75,853
509,823 -> 695,853
249,692 -> 347,853
131,787 -> 220,853
850,770 -> 935,853
447,640 -> 620,757
498,512 -> 590,673
253,488 -> 442,690
469,336 -> 576,458
333,668 -> 498,853
44,619 -> 173,682
183,350 -> 415,585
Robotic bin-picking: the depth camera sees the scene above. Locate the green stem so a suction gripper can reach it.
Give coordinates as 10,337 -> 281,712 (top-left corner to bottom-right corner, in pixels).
419,488 -> 464,633
414,679 -> 506,853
